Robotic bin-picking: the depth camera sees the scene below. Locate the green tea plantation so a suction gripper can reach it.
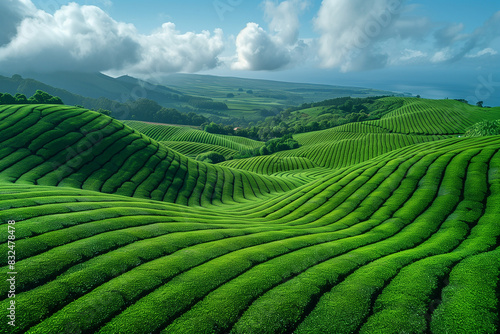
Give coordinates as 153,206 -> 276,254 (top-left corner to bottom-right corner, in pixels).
0,98 -> 499,333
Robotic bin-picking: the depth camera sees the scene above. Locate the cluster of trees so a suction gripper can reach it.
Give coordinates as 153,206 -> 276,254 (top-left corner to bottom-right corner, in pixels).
194,134 -> 300,162
187,98 -> 228,110
261,134 -> 299,154
195,151 -> 226,164
204,122 -> 246,135
127,98 -> 208,126
237,88 -> 253,94
289,96 -> 384,112
0,90 -> 207,126
94,108 -> 112,116
234,134 -> 299,159
464,120 -> 500,137
0,90 -> 63,105
454,99 -> 486,107
203,96 -> 386,141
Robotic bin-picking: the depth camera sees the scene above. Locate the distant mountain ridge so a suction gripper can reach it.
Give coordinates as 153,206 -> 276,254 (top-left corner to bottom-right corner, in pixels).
17,71 -> 186,105
158,73 -> 404,101
10,71 -> 403,105
0,71 -> 406,124
0,74 -> 120,111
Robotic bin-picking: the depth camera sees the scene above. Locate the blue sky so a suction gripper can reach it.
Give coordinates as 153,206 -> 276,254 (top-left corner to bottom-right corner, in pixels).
2,0 -> 500,105
29,0 -> 498,36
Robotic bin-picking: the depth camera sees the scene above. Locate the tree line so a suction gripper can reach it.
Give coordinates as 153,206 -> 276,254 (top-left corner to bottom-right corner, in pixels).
0,90 -> 208,126
127,98 -> 208,126
187,98 -> 228,110
0,90 -> 63,105
203,96 -> 389,141
195,134 -> 300,163
233,134 -> 300,159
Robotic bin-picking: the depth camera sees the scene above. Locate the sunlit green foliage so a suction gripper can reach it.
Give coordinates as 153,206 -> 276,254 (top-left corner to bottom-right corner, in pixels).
464,119 -> 500,137
0,90 -> 63,104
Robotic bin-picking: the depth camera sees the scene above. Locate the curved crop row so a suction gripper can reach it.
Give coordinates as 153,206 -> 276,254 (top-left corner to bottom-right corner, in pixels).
0,105 -> 300,207
294,124 -> 388,146
368,98 -> 500,135
430,247 -> 500,334
1,102 -> 500,334
124,120 -> 264,151
159,141 -> 238,158
0,134 -> 499,333
219,156 -> 317,175
293,98 -> 500,146
276,133 -> 445,169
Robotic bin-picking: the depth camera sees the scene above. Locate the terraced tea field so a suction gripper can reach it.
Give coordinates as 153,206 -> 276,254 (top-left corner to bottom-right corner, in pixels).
124,120 -> 264,152
1,98 -> 499,334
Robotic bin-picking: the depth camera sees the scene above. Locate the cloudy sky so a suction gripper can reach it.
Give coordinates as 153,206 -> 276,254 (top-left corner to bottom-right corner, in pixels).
1,0 -> 499,105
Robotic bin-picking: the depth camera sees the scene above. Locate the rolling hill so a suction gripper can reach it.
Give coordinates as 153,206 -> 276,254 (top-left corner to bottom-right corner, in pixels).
123,120 -> 264,155
224,97 -> 500,171
0,105 -> 300,207
0,98 -> 499,334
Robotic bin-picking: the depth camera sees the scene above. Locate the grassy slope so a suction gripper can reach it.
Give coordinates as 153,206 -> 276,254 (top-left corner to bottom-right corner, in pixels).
220,155 -> 318,175
368,98 -> 500,134
0,136 -> 499,334
159,141 -> 239,159
0,105 -> 300,207
123,120 -> 264,152
286,96 -> 405,128
0,99 -> 499,334
227,97 -> 500,173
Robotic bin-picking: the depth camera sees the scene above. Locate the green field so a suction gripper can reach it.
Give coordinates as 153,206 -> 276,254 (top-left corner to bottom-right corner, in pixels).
157,73 -> 404,121
123,120 -> 264,156
0,98 -> 499,333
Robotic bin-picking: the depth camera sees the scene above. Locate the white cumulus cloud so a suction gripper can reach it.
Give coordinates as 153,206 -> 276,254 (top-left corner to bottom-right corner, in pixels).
0,0 -> 226,76
314,0 -> 404,72
313,0 -> 500,71
466,47 -> 498,58
400,49 -> 427,61
2,0 -> 498,76
432,11 -> 500,63
0,3 -> 141,72
430,50 -> 452,63
125,23 -> 224,77
264,0 -> 308,45
0,0 -> 37,46
232,22 -> 291,71
232,0 -> 309,71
